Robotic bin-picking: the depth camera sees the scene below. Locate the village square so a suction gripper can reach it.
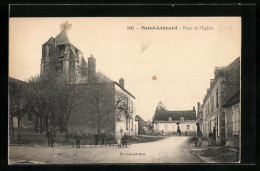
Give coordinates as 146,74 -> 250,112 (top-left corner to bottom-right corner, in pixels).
9,19 -> 240,164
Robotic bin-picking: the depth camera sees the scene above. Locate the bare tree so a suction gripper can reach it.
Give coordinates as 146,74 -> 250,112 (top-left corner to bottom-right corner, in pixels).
156,101 -> 167,111
9,78 -> 28,141
83,73 -> 130,135
55,74 -> 81,142
27,73 -> 58,134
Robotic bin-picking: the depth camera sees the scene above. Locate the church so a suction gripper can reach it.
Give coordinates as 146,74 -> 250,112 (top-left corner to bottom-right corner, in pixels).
22,21 -> 138,140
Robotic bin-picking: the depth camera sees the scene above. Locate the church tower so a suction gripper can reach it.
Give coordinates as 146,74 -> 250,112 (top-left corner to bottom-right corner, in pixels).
40,21 -> 87,81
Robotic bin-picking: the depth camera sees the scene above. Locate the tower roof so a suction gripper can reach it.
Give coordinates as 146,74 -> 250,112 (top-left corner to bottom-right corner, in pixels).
55,30 -> 70,45
44,37 -> 55,45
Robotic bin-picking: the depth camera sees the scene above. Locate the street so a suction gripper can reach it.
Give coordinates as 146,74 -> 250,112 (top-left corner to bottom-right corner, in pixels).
9,136 -> 203,164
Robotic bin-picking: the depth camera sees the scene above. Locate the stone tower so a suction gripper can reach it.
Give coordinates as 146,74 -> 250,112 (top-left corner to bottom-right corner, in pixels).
40,21 -> 87,80
87,54 -> 96,83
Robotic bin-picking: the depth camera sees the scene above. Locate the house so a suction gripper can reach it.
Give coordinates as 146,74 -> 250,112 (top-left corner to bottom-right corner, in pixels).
222,91 -> 240,148
200,57 -> 240,145
152,107 -> 197,135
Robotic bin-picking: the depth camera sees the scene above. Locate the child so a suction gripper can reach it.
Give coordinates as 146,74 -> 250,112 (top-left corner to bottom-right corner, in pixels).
117,136 -> 122,148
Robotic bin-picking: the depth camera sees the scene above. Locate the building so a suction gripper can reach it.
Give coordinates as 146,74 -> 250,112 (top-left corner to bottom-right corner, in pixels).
196,102 -> 203,132
152,107 -> 197,135
41,21 -> 87,80
201,57 -> 240,146
135,115 -> 147,134
9,21 -> 138,140
222,91 -> 240,148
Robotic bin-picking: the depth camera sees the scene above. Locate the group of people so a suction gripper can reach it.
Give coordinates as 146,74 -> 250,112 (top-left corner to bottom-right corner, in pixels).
195,127 -> 216,146
94,131 -> 106,147
74,131 -> 106,148
117,133 -> 128,148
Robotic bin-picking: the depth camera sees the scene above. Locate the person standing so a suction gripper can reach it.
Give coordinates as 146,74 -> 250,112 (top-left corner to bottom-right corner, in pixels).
117,135 -> 122,148
46,128 -> 54,147
75,132 -> 81,148
208,131 -> 213,146
100,131 -> 105,147
197,130 -> 203,147
213,127 -> 216,146
122,133 -> 128,148
94,132 -> 99,147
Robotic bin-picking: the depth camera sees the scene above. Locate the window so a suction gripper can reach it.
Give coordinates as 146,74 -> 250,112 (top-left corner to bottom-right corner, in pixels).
216,88 -> 219,108
131,118 -> 133,130
126,117 -> 128,130
186,125 -> 190,131
168,117 -> 172,122
211,95 -> 214,112
232,105 -> 240,135
216,117 -> 219,137
131,101 -> 133,113
164,124 -> 168,130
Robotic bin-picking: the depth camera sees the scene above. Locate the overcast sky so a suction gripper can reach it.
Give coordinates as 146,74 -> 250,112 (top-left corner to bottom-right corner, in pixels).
9,17 -> 241,121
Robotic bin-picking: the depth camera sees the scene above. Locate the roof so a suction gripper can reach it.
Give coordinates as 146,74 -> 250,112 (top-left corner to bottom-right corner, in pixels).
55,30 -> 70,45
114,82 -> 135,99
44,37 -> 55,45
202,57 -> 240,106
153,109 -> 197,121
9,77 -> 27,84
222,91 -> 240,107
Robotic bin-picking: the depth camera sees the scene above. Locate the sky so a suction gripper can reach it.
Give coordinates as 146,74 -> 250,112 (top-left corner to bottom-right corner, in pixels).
9,17 -> 241,121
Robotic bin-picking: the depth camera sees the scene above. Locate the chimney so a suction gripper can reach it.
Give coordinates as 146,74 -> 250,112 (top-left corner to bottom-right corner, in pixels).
119,78 -> 124,88
193,106 -> 195,111
88,54 -> 96,83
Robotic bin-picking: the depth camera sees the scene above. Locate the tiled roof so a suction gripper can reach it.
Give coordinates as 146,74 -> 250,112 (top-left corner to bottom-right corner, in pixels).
222,90 -> 240,107
153,110 -> 196,121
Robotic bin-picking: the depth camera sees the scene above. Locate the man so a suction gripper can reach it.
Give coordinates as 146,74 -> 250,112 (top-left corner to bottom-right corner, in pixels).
46,128 -> 54,147
197,130 -> 203,147
213,127 -> 216,145
75,132 -> 81,148
94,132 -> 99,147
100,131 -> 105,147
122,133 -> 128,148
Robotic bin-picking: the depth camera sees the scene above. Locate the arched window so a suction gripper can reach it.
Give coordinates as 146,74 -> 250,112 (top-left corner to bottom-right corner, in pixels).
168,117 -> 172,122
180,117 -> 184,122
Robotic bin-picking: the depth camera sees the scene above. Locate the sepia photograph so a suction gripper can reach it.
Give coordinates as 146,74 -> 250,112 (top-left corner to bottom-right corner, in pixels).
8,17 -> 241,164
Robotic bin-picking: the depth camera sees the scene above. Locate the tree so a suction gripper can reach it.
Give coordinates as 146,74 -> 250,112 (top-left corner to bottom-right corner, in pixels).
156,101 -> 167,111
27,72 -> 58,134
9,78 -> 28,141
55,74 -> 81,142
83,72 -> 130,135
